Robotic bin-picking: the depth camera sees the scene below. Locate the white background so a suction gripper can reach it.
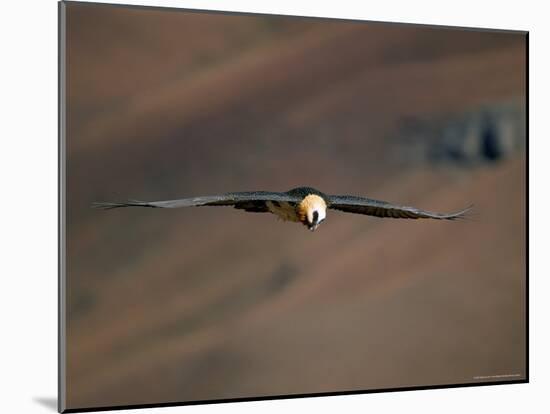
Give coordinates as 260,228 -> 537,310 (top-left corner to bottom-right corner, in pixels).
0,0 -> 545,413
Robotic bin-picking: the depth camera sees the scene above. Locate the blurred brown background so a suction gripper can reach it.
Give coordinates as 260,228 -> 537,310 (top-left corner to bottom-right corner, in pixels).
64,2 -> 526,410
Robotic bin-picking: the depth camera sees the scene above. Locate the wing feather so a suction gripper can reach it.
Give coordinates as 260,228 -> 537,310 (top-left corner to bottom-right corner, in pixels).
328,195 -> 472,220
92,191 -> 301,210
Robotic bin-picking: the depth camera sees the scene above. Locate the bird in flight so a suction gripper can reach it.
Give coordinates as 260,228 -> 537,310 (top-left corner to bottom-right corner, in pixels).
94,186 -> 471,231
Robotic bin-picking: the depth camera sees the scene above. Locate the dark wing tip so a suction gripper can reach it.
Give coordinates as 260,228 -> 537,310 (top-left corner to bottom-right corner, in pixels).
441,204 -> 474,220
91,200 -> 156,210
91,201 -> 128,210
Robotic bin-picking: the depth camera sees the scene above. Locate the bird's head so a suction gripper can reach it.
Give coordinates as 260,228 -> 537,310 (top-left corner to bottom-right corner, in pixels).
299,194 -> 327,232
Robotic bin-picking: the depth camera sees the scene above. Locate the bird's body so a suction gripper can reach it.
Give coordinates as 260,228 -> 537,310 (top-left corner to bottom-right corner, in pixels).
266,193 -> 327,229
266,200 -> 302,223
94,186 -> 471,231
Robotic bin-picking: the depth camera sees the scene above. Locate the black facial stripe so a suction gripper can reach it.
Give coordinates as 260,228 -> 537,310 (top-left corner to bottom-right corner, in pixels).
312,210 -> 319,225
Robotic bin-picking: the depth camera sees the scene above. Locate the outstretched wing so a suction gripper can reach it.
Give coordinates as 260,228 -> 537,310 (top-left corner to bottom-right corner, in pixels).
92,191 -> 302,213
328,195 -> 472,220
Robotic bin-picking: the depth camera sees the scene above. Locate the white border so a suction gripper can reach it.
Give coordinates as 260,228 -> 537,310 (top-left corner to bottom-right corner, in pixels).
2,1 -> 546,413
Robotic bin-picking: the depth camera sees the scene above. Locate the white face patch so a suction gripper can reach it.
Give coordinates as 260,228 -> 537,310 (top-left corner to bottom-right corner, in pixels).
299,194 -> 328,231
305,199 -> 327,231
307,206 -> 326,225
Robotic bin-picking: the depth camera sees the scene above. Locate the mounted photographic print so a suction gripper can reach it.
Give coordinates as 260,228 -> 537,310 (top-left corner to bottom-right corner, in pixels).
58,1 -> 528,412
